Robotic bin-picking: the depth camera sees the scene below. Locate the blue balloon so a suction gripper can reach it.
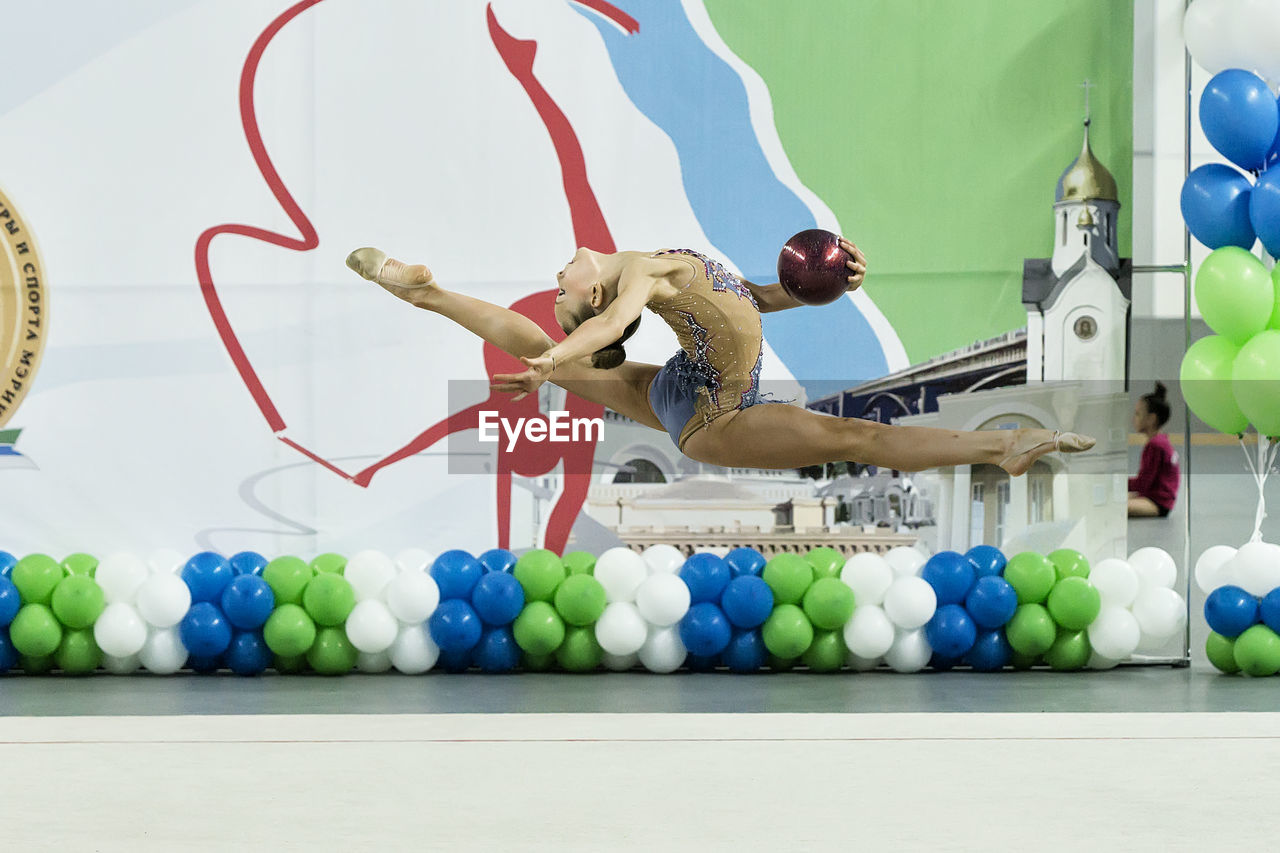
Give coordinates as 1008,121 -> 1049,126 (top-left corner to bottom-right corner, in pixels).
470,571 -> 525,626
1181,163 -> 1256,250
925,603 -> 977,658
229,551 -> 268,576
930,654 -> 960,671
720,575 -> 774,629
678,602 -> 733,657
724,547 -> 766,577
181,552 -> 234,603
437,646 -> 474,673
679,553 -> 731,603
1250,166 -> 1280,257
0,577 -> 20,627
965,545 -> 1006,578
965,575 -> 1019,629
180,602 -> 233,657
0,551 -> 15,579
1204,585 -> 1260,638
186,654 -> 223,673
921,551 -> 976,605
0,629 -> 16,671
428,598 -> 483,652
686,653 -> 719,671
473,627 -> 521,672
1201,69 -> 1280,171
220,574 -> 275,630
478,548 -> 518,574
430,550 -> 483,600
1259,588 -> 1280,634
722,629 -> 767,673
225,631 -> 272,676
964,629 -> 1012,672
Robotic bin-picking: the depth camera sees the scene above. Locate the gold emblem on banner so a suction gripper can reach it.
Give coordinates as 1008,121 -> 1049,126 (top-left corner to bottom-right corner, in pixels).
0,185 -> 46,429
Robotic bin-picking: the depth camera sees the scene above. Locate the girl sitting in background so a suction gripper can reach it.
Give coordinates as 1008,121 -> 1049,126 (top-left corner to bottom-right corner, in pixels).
1128,382 -> 1180,517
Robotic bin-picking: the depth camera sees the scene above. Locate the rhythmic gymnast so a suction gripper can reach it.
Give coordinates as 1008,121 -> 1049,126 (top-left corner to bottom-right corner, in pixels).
346,242 -> 1093,474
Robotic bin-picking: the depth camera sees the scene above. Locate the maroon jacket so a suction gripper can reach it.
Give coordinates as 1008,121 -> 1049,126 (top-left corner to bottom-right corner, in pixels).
1129,433 -> 1179,511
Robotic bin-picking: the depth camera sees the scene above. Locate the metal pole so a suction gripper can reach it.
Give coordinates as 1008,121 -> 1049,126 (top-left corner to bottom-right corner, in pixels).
1180,4 -> 1193,668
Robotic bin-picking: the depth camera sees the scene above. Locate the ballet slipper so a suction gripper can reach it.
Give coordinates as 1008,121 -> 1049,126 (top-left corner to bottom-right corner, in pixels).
998,430 -> 1096,477
345,247 -> 436,295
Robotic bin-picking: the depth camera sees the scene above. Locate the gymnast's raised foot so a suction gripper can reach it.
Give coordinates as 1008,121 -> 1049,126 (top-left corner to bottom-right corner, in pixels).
998,429 -> 1095,477
346,247 -> 437,302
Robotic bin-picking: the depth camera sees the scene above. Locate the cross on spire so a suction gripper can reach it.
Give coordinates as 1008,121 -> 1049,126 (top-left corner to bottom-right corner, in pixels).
1080,79 -> 1095,125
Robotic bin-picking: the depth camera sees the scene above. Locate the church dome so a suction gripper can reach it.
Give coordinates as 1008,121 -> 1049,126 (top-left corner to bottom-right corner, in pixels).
1055,120 -> 1118,203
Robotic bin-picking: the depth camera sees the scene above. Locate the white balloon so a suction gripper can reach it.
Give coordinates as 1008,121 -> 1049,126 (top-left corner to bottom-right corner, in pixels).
147,549 -> 186,575
93,602 -> 148,657
638,625 -> 687,673
601,651 -> 640,672
843,604 -> 895,659
595,547 -> 649,602
1184,0 -> 1246,75
95,553 -> 150,604
1089,558 -> 1140,609
1127,547 -> 1177,591
841,553 -> 894,606
139,627 -> 188,674
634,573 -> 691,627
345,600 -> 400,654
345,550 -> 397,602
885,628 -> 932,673
135,573 -> 192,628
594,601 -> 648,656
393,548 -> 433,573
384,571 -> 441,624
389,623 -> 440,674
882,576 -> 937,630
641,544 -> 685,574
1195,545 -> 1238,594
1237,0 -> 1280,82
356,650 -> 393,673
1131,587 -> 1187,642
884,546 -> 926,577
1227,541 -> 1280,598
1086,651 -> 1120,671
1086,605 -> 1141,661
101,653 -> 140,675
845,652 -> 882,672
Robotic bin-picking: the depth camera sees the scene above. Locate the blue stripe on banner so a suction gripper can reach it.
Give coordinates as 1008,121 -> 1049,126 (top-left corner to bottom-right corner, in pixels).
572,0 -> 890,394
0,447 -> 20,456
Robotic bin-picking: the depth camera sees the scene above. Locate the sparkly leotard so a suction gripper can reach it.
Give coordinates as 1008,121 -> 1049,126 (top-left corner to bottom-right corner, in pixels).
645,249 -> 765,450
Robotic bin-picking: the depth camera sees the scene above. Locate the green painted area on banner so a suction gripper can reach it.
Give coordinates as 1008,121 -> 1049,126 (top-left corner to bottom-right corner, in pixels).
704,0 -> 1133,363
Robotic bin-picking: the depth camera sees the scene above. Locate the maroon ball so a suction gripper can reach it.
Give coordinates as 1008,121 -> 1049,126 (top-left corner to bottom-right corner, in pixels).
776,228 -> 849,306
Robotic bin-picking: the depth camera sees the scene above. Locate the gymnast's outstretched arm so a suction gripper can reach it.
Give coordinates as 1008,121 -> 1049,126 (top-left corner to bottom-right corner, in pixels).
739,236 -> 867,312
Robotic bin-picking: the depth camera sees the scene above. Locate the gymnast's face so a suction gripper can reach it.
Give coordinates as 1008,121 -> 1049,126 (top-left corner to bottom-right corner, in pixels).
554,247 -> 604,333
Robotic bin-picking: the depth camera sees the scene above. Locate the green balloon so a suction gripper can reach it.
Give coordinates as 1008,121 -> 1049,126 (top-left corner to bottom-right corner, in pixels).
263,556 -> 313,606
21,655 -> 54,675
263,604 -> 317,657
302,572 -> 356,627
553,574 -> 607,627
12,554 -> 64,605
1206,632 -> 1240,674
1232,624 -> 1280,677
801,629 -> 847,672
60,553 -> 98,576
1006,604 -> 1056,657
1009,651 -> 1039,670
562,551 -> 596,576
1181,335 -> 1249,434
1045,576 -> 1102,631
801,577 -> 855,630
50,575 -> 106,629
1270,265 -> 1280,330
10,604 -> 62,657
1002,552 -> 1056,604
1233,329 -> 1280,437
273,654 -> 308,674
309,553 -> 348,575
805,547 -> 845,580
522,651 -> 556,672
512,601 -> 566,655
1195,246 -> 1273,345
762,603 -> 815,659
306,627 -> 358,675
55,629 -> 102,675
762,554 -> 814,605
555,626 -> 603,672
1048,548 -> 1090,581
513,550 -> 566,603
1044,629 -> 1091,671
767,654 -> 798,672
